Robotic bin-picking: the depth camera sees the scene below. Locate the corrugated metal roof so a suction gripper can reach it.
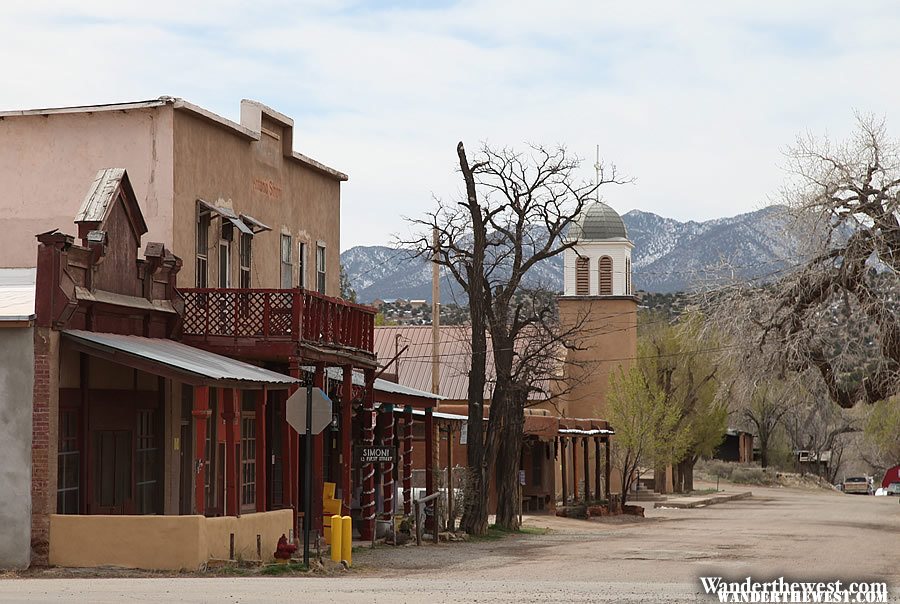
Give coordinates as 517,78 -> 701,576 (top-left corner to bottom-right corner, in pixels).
64,330 -> 297,388
302,365 -> 443,402
374,325 -> 549,402
0,268 -> 36,321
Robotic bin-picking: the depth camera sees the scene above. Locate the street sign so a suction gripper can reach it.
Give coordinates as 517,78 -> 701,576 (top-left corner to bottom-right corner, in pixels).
356,445 -> 397,464
286,386 -> 332,435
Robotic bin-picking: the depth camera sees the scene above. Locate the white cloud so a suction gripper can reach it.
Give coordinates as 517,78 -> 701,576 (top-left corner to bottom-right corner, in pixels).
3,1 -> 900,248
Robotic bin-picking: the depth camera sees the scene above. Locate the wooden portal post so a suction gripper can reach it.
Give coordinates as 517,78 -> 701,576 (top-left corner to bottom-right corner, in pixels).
341,365 -> 353,516
403,405 -> 413,515
255,388 -> 267,512
360,367 -> 376,540
571,434 -> 579,503
223,388 -> 240,517
560,438 -> 568,506
583,437 -> 591,503
446,424 -> 454,531
313,363 -> 326,533
604,438 -> 611,499
288,357 -> 302,536
192,386 -> 210,516
380,404 -> 395,517
594,437 -> 602,502
424,407 -> 435,530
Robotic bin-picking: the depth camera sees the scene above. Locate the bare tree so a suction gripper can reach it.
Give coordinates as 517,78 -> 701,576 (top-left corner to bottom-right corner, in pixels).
700,115 -> 900,410
404,142 -> 628,532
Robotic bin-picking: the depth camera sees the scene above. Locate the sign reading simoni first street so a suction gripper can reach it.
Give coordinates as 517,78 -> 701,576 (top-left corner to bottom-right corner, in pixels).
356,445 -> 397,464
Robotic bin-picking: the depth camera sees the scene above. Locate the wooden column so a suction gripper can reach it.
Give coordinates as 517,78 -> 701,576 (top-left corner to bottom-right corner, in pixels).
255,387 -> 267,513
446,424 -> 454,530
380,405 -> 395,517
604,438 -> 611,499
288,357 -> 302,536
223,388 -> 240,517
360,367 -> 376,540
403,405 -> 413,515
594,437 -> 602,502
192,386 -> 210,516
560,438 -> 568,506
583,437 -> 591,502
425,408 -> 435,498
341,365 -> 353,517
571,434 -> 579,503
313,363 -> 326,534
281,394 -> 293,516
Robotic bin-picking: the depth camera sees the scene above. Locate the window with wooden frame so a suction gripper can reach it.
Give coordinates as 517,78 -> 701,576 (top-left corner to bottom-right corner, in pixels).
598,256 -> 613,296
298,241 -> 308,289
239,233 -> 252,289
57,409 -> 80,515
196,207 -> 211,288
625,257 -> 632,295
241,408 -> 257,509
280,234 -> 293,289
136,409 -> 159,515
575,256 -> 590,295
316,244 -> 326,294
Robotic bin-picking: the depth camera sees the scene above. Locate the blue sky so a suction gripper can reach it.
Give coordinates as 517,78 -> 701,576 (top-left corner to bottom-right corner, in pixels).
4,1 -> 900,249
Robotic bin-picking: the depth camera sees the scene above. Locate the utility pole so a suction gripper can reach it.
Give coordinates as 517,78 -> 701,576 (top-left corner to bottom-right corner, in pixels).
431,227 -> 440,395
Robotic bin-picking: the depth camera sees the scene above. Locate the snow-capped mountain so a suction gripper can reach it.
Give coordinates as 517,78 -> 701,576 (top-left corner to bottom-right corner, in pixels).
341,206 -> 798,302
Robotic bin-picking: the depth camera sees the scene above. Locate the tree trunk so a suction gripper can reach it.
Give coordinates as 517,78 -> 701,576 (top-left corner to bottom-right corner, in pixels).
671,463 -> 682,494
457,142 -> 490,537
491,335 -> 524,531
682,459 -> 695,493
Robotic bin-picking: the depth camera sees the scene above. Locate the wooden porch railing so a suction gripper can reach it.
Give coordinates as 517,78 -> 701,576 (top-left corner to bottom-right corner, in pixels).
179,288 -> 375,353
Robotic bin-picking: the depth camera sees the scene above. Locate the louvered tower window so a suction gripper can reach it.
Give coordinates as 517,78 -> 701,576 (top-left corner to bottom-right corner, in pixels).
599,256 -> 613,295
626,257 -> 632,295
576,256 -> 590,295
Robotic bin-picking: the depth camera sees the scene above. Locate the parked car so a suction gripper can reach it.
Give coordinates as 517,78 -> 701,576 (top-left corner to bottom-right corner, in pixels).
886,482 -> 900,496
843,476 -> 870,495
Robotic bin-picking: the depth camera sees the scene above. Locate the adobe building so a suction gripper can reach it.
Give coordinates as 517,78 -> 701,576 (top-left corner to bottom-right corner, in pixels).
0,96 -> 343,295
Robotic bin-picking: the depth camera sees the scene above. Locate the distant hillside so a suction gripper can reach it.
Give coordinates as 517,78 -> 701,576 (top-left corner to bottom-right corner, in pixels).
341,206 -> 797,303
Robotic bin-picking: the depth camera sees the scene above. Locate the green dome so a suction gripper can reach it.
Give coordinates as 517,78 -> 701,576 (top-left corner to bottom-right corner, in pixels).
568,201 -> 627,240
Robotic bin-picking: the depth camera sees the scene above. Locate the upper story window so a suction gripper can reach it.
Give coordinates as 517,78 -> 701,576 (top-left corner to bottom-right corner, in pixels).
239,233 -> 252,289
599,256 -> 613,296
316,244 -> 326,294
280,234 -> 292,289
298,242 -> 307,289
196,208 -> 211,288
575,256 -> 589,295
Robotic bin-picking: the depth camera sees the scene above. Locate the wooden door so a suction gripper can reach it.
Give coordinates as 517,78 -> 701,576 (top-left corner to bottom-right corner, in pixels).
93,430 -> 133,514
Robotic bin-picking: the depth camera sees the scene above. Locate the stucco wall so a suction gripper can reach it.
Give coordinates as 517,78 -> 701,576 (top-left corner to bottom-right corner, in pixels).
0,107 -> 175,268
48,509 -> 292,570
0,326 -> 34,568
172,110 -> 342,293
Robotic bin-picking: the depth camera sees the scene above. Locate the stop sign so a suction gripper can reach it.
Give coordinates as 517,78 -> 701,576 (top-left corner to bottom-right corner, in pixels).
285,386 -> 332,434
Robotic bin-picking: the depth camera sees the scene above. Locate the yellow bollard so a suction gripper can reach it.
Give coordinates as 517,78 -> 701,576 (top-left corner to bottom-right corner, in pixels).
341,515 -> 352,567
330,514 -> 343,563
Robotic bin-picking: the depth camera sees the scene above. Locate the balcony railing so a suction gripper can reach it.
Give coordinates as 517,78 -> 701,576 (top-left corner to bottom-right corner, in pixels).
179,288 -> 375,354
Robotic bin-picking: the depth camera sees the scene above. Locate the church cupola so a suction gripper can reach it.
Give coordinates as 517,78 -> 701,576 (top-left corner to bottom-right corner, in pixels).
563,201 -> 634,297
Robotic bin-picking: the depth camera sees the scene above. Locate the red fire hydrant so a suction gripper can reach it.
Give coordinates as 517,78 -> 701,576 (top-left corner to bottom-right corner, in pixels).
274,534 -> 297,562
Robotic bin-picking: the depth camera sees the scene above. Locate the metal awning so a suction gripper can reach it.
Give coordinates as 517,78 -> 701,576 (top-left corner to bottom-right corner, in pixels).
374,402 -> 466,422
240,213 -> 272,233
302,365 -> 444,405
197,199 -> 254,235
63,330 -> 298,389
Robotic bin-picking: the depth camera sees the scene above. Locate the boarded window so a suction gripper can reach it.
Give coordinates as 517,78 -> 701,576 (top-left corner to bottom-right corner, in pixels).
599,256 -> 613,295
576,256 -> 590,295
239,233 -> 252,289
280,234 -> 293,289
298,242 -> 307,289
196,208 -> 210,288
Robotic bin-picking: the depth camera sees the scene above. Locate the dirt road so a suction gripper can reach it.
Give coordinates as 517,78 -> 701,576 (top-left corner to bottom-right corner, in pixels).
2,484 -> 897,603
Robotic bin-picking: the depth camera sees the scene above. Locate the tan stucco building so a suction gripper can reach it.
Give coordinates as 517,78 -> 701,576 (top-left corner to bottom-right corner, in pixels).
0,97 -> 345,295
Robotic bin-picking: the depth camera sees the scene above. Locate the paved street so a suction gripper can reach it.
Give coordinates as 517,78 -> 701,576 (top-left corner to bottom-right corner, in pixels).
2,484 -> 898,603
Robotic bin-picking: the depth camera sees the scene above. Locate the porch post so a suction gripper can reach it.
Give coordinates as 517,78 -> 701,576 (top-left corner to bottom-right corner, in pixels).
313,363 -> 326,534
583,437 -> 591,502
288,357 -> 302,536
341,365 -> 353,517
604,438 -> 611,500
224,388 -> 240,517
403,405 -> 413,515
594,437 -> 602,502
571,434 -> 579,502
255,387 -> 267,513
560,438 -> 568,506
192,386 -> 210,516
380,404 -> 395,518
360,367 -> 376,540
425,407 -> 434,499
446,424 -> 454,531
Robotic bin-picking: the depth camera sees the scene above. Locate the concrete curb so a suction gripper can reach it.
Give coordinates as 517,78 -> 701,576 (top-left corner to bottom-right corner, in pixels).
653,491 -> 752,509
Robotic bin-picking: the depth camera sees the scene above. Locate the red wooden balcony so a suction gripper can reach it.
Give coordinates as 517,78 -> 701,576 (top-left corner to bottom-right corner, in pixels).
179,288 -> 376,364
